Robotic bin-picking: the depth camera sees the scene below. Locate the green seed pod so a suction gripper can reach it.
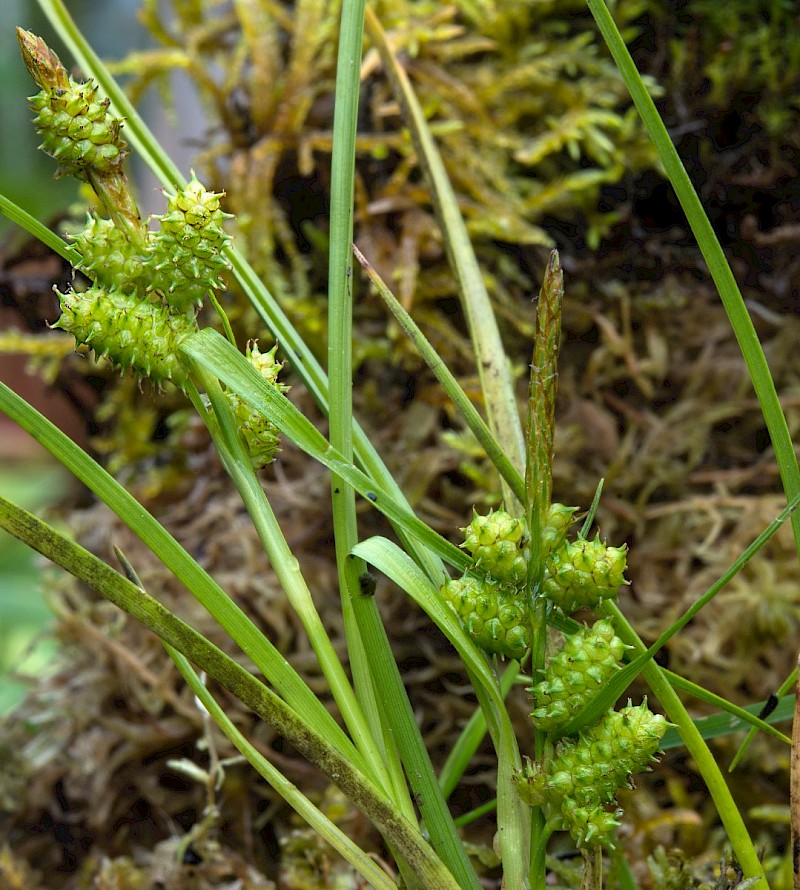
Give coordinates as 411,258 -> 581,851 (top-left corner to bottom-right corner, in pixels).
227,342 -> 288,469
441,574 -> 530,660
146,173 -> 233,311
541,701 -> 669,808
561,803 -> 622,849
541,502 -> 578,557
515,757 -> 622,849
70,214 -> 148,293
516,700 -> 669,848
53,285 -> 195,387
542,534 -> 628,613
529,619 -> 626,731
461,509 -> 530,585
28,77 -> 128,179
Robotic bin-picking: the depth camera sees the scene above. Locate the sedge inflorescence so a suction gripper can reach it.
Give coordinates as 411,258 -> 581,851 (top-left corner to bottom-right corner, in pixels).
54,170 -> 232,388
20,28 -> 286,469
29,73 -> 129,180
516,701 -> 670,848
441,502 -> 627,661
442,500 -> 668,850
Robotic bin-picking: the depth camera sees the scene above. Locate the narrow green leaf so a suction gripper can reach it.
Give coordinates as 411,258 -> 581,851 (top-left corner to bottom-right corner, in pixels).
348,569 -> 483,890
0,495 -> 456,890
192,368 -> 397,798
353,535 -> 531,888
586,0 -> 800,559
0,380 -> 358,766
364,6 -> 525,504
353,244 -> 526,505
731,667 -> 798,770
659,675 -> 791,750
324,0 -> 421,846
0,193 -> 81,265
181,329 -> 468,573
169,651 -> 398,890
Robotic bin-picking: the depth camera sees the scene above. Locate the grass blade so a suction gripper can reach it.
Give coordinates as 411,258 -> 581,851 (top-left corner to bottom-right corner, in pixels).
181,329 -> 467,573
353,535 -> 531,889
170,651 -> 398,890
586,0 -> 800,557
0,380 -> 358,765
364,6 -> 525,502
0,495 -> 457,890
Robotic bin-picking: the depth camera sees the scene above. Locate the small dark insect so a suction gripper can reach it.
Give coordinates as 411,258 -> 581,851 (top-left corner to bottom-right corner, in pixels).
358,571 -> 376,597
182,844 -> 203,865
757,693 -> 779,721
366,491 -> 377,502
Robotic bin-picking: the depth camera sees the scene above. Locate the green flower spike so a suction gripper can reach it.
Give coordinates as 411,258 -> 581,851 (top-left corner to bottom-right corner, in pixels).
542,534 -> 628,613
541,502 -> 578,557
53,285 -> 196,388
27,76 -> 129,180
461,508 -> 530,586
228,342 -> 289,469
441,574 -> 529,660
146,173 -> 233,311
17,28 -> 140,228
17,27 -> 128,183
515,700 -> 669,848
71,214 -> 148,293
545,701 -> 669,806
529,619 -> 626,731
562,804 -> 623,849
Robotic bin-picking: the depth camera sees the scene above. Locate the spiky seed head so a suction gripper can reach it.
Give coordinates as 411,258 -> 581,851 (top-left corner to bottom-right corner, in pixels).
542,535 -> 628,613
70,214 -> 148,293
145,172 -> 233,311
460,509 -> 530,585
541,502 -> 578,556
516,700 -> 670,848
28,76 -> 128,180
53,285 -> 195,387
441,574 -> 530,660
529,619 -> 626,731
227,342 -> 289,469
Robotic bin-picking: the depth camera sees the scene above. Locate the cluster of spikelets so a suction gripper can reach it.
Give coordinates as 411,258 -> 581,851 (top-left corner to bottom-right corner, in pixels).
20,30 -> 287,470
441,503 -> 668,850
516,701 -> 670,848
53,170 -> 231,388
441,504 -> 628,660
226,342 -> 290,469
528,619 -> 627,731
29,74 -> 129,180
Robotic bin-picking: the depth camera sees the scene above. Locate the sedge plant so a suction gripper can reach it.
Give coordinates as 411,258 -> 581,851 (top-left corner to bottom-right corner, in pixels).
0,1 -> 798,887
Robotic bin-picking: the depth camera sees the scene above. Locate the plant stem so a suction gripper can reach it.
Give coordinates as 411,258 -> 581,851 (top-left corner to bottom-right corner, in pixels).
190,368 -> 397,798
364,5 -> 526,505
